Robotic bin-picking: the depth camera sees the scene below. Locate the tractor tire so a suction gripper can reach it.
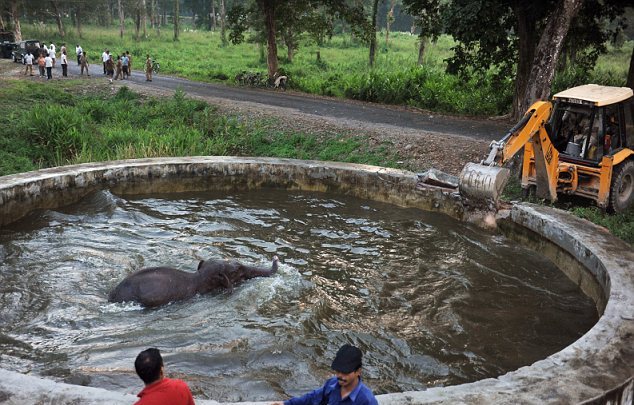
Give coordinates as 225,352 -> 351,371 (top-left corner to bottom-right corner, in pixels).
609,159 -> 634,213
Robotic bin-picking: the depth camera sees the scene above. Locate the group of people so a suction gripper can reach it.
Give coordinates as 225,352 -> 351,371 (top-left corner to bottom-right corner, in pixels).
133,344 -> 378,405
23,41 -> 69,80
102,49 -> 132,83
23,42 -> 88,79
23,43 -> 154,83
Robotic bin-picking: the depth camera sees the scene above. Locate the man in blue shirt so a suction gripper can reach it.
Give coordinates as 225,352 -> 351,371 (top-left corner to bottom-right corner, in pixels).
278,344 -> 378,405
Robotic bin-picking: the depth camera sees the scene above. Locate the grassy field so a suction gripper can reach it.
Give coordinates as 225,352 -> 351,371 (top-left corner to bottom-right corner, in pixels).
0,78 -> 400,175
21,22 -> 632,116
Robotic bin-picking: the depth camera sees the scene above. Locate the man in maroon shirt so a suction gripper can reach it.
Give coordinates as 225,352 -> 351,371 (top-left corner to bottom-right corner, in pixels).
134,348 -> 195,405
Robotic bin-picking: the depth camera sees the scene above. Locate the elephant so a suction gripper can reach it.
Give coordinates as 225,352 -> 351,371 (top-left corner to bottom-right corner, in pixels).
108,256 -> 279,308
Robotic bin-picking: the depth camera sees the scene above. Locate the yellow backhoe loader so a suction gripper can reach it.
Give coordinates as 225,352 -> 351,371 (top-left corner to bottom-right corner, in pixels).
459,84 -> 634,213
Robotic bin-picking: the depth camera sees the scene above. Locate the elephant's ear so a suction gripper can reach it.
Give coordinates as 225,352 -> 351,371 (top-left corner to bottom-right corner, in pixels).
220,272 -> 234,293
197,260 -> 205,271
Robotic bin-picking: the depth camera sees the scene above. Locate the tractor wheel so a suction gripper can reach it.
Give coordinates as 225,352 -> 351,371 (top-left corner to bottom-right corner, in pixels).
609,160 -> 634,213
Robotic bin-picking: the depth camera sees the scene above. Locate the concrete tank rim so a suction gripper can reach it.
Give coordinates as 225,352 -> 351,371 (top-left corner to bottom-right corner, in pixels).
0,156 -> 632,405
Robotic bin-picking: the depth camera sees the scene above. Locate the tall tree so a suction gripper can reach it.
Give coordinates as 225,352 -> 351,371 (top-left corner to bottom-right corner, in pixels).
210,0 -> 217,31
228,0 -> 369,80
134,0 -> 147,40
142,0 -> 147,38
439,0 -> 629,119
74,3 -> 83,39
220,0 -> 226,45
520,0 -> 583,113
9,0 -> 22,41
118,0 -> 125,38
368,0 -> 380,66
385,0 -> 396,49
402,0 -> 442,66
173,0 -> 179,41
50,0 -> 66,37
257,0 -> 278,78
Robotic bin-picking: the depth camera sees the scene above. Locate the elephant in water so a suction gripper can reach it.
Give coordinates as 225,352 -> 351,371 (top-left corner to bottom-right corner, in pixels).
108,256 -> 279,308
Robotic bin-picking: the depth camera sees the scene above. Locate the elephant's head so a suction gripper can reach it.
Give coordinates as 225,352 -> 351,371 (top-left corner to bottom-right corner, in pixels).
196,256 -> 279,293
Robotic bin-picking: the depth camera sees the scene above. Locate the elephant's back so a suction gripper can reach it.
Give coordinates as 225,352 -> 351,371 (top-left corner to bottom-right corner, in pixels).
108,267 -> 197,307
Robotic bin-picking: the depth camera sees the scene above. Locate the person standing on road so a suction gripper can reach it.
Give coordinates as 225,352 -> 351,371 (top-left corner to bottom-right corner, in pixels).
76,44 -> 83,65
145,54 -> 152,82
61,50 -> 68,77
114,55 -> 123,80
24,51 -> 34,76
102,49 -> 109,75
122,52 -> 129,79
80,52 -> 90,76
126,51 -> 132,74
49,42 -> 56,67
106,54 -> 115,83
44,53 -> 53,80
37,53 -> 46,78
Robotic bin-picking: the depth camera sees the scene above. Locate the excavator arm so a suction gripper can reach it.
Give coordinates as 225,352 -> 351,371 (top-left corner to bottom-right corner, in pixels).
459,100 -> 559,204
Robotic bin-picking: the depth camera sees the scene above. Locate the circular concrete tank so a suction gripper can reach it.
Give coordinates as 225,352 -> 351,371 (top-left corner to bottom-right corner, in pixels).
0,157 -> 632,404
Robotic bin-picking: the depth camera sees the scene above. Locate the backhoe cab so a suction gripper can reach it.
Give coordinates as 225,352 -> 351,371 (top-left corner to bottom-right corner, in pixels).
458,84 -> 634,213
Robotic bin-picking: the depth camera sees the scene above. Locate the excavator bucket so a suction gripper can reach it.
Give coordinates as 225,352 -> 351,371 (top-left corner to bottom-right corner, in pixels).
459,162 -> 511,204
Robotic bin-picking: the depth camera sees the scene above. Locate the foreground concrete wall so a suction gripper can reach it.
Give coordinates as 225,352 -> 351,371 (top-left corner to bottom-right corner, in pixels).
0,157 -> 632,404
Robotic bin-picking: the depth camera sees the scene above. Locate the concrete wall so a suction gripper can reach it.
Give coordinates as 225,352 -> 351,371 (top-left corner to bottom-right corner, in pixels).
0,157 -> 632,404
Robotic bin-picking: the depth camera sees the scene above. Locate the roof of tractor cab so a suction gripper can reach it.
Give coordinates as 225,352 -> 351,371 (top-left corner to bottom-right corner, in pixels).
553,84 -> 633,106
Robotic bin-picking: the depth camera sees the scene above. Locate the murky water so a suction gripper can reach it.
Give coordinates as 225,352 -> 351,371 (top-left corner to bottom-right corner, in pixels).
0,189 -> 597,401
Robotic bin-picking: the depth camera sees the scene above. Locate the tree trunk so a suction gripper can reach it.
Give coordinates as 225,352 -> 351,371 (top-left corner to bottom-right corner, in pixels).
285,34 -> 294,62
10,0 -> 22,42
51,0 -> 66,37
0,12 -> 5,31
385,1 -> 395,49
173,0 -> 179,41
149,0 -> 155,28
157,0 -> 161,35
417,34 -> 427,65
107,1 -> 114,26
511,1 -> 538,119
210,0 -> 216,31
135,7 -> 140,40
259,0 -> 278,80
141,0 -> 147,38
220,0 -> 227,46
521,0 -> 583,116
368,0 -> 379,67
118,0 -> 125,38
75,6 -> 83,39
625,45 -> 634,89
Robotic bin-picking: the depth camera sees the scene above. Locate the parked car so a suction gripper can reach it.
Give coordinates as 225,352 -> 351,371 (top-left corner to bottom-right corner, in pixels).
0,30 -> 15,43
0,42 -> 18,59
12,40 -> 43,63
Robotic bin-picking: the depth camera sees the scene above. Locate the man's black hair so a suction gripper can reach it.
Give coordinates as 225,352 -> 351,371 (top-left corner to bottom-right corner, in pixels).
134,348 -> 163,385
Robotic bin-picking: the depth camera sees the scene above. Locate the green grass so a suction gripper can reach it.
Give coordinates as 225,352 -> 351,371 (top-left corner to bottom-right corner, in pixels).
0,79 -> 400,173
22,23 -> 631,117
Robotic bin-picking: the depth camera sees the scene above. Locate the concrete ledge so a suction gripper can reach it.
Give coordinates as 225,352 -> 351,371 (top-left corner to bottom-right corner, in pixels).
0,157 -> 632,404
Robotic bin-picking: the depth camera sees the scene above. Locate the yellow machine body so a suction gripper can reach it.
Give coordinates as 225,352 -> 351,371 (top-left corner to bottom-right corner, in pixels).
459,85 -> 634,212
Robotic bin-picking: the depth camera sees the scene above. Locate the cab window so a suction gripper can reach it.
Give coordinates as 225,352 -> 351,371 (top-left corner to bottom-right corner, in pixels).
624,98 -> 634,149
